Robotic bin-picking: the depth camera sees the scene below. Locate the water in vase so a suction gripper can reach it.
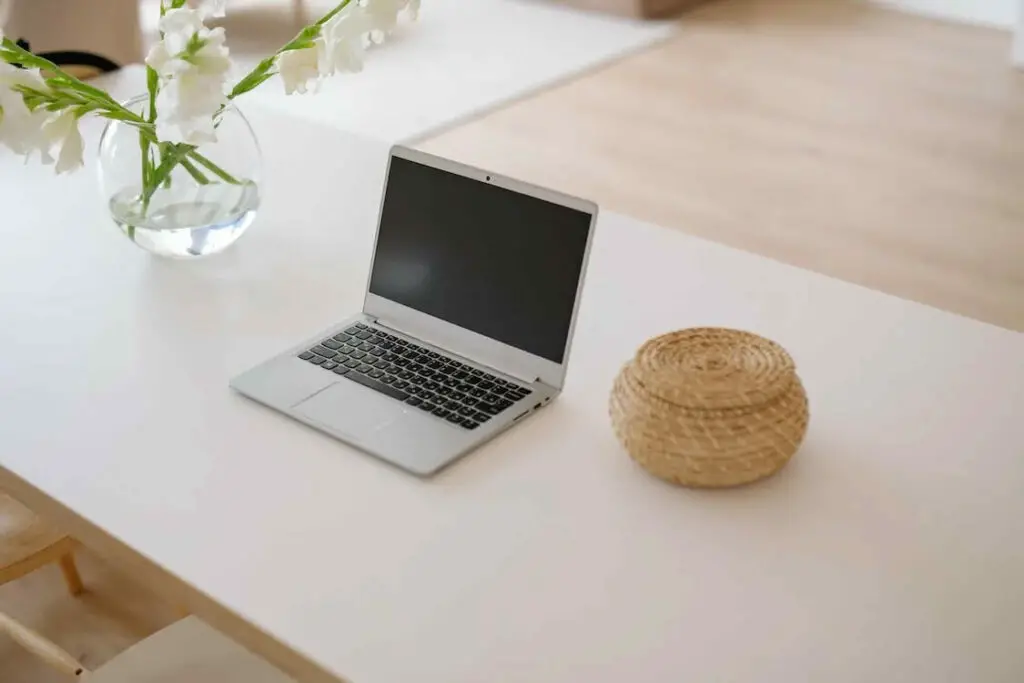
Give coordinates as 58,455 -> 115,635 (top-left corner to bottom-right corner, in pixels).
109,181 -> 260,258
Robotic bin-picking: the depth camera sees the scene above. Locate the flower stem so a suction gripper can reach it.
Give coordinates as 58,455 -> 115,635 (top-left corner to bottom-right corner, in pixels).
179,157 -> 210,185
188,152 -> 239,184
226,0 -> 356,100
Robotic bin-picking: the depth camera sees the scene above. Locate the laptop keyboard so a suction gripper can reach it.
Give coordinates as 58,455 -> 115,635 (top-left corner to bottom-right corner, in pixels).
298,323 -> 533,430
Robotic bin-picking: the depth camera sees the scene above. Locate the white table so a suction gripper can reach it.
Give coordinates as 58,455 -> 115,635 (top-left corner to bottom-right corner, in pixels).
2,105 -> 1023,683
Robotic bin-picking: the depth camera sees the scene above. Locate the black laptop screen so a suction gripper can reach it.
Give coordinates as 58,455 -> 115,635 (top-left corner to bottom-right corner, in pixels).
368,156 -> 592,364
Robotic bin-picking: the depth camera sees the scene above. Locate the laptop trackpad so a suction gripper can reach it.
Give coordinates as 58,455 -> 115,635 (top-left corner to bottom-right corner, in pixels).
293,381 -> 406,435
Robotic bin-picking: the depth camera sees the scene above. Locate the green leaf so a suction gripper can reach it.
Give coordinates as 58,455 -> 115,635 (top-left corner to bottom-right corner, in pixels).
146,66 -> 160,123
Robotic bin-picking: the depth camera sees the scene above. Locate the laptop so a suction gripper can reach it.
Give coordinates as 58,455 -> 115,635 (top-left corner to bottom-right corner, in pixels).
230,146 -> 598,476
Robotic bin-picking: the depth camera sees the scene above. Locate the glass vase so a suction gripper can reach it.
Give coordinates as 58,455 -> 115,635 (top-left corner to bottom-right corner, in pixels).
97,95 -> 262,259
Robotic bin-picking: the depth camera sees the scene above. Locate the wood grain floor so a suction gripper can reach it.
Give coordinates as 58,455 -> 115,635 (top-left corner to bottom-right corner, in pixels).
418,0 -> 1024,331
3,0 -> 1022,679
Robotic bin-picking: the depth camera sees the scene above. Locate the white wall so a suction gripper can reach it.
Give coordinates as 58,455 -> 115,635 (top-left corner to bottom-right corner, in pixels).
1014,6 -> 1024,67
875,0 -> 1019,28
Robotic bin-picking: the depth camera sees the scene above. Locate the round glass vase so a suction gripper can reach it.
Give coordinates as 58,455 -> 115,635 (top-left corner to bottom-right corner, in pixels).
97,96 -> 262,259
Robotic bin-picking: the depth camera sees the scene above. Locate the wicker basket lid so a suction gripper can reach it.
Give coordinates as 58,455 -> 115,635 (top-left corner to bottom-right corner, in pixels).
610,328 -> 809,488
631,328 -> 796,411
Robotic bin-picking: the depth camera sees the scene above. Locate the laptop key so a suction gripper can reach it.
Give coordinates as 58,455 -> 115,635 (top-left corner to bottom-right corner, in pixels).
344,359 -> 360,369
495,398 -> 513,411
406,397 -> 422,407
344,326 -> 361,335
321,339 -> 343,350
333,366 -> 350,376
309,357 -> 326,366
322,360 -> 339,370
355,323 -> 368,330
343,372 -> 409,402
333,333 -> 353,343
432,407 -> 451,418
479,403 -> 502,415
479,380 -> 495,390
369,369 -> 385,379
462,419 -> 479,430
357,364 -> 373,373
470,388 -> 486,398
458,406 -> 476,417
445,413 -> 463,425
394,380 -> 409,389
398,370 -> 414,380
299,352 -> 315,361
445,400 -> 461,411
351,350 -> 366,360
381,375 -> 396,385
473,411 -> 491,423
462,397 -> 479,408
466,376 -> 481,385
312,346 -> 336,359
417,402 -> 435,412
354,331 -> 371,340
420,391 -> 436,402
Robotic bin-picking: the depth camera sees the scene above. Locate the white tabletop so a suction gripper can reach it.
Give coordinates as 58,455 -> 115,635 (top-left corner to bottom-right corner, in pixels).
2,105 -> 1023,683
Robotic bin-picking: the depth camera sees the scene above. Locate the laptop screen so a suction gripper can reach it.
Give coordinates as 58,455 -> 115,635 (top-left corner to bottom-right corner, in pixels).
368,156 -> 593,364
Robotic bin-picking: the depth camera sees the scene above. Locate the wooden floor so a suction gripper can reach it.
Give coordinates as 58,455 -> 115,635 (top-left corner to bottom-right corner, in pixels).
419,0 -> 1024,331
3,0 -> 1022,679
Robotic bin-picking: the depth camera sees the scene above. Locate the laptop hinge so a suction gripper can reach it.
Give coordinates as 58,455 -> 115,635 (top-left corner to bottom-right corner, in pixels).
371,318 -> 540,386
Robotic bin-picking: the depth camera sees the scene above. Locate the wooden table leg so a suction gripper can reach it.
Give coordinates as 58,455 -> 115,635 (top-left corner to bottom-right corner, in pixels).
58,553 -> 84,596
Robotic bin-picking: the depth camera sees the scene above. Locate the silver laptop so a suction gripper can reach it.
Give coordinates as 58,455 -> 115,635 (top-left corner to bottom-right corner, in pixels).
230,146 -> 598,476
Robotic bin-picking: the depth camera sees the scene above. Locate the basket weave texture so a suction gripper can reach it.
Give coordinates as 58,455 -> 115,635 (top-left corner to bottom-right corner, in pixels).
610,328 -> 809,488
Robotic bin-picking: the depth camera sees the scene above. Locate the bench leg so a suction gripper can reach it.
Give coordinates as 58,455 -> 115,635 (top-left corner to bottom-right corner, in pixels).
59,553 -> 84,596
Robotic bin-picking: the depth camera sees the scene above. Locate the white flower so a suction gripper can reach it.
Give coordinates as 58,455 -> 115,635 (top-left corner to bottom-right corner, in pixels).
158,7 -> 206,55
318,10 -> 370,76
199,0 -> 227,19
0,62 -> 52,161
146,15 -> 231,145
278,46 -> 321,95
360,0 -> 413,35
41,110 -> 85,174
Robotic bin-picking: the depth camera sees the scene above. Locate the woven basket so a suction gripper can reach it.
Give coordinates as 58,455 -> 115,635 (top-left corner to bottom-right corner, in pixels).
610,328 -> 809,488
